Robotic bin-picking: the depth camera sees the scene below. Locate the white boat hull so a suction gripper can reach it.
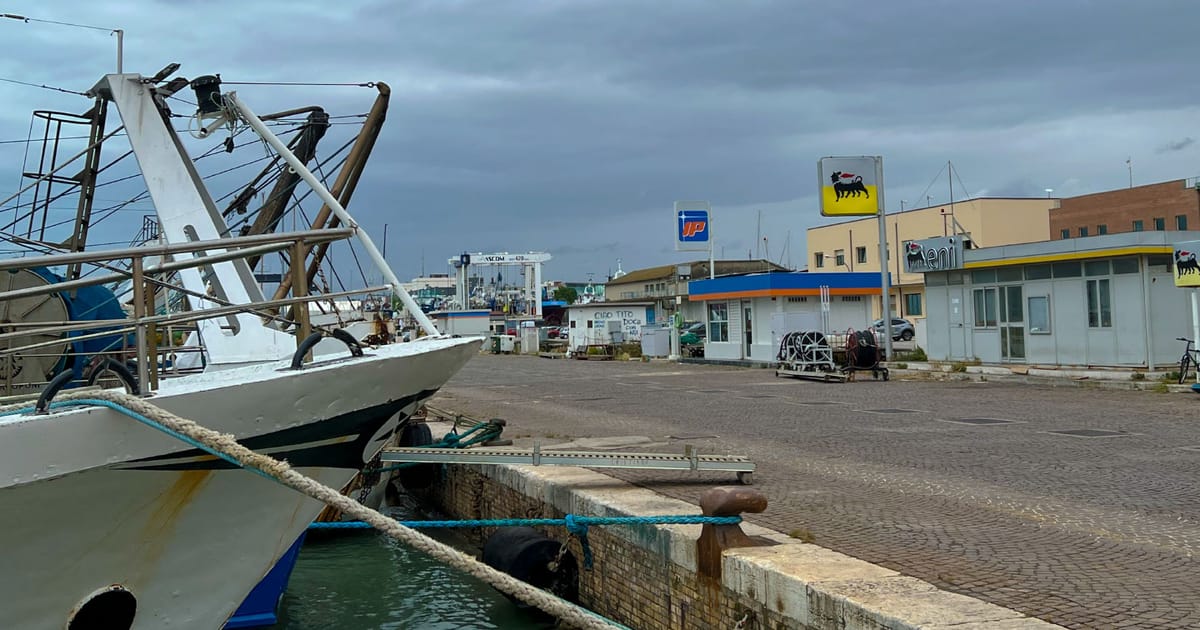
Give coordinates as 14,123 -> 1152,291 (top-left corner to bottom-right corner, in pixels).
0,336 -> 482,629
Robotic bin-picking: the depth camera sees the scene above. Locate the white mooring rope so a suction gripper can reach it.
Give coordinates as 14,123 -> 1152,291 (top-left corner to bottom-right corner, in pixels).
24,390 -> 621,630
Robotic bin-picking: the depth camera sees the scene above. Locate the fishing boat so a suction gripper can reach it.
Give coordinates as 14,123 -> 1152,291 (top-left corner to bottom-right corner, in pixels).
0,69 -> 481,629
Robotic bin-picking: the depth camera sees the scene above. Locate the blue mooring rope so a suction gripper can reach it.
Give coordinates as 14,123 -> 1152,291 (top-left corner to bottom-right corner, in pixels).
309,514 -> 742,569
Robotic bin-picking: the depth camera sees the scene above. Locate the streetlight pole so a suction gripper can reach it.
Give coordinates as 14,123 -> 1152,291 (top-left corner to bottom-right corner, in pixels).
2,14 -> 123,72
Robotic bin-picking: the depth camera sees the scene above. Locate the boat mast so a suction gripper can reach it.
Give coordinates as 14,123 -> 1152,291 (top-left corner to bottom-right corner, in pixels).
91,73 -> 296,365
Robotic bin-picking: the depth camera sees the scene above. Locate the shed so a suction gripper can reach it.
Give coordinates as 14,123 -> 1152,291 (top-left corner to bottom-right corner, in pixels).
565,302 -> 655,352
921,231 -> 1199,367
687,272 -> 885,362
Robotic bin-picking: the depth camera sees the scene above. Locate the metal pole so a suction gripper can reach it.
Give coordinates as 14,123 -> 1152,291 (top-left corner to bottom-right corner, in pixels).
131,256 -> 149,395
1192,290 -> 1199,383
875,157 -> 894,360
114,29 -> 123,73
227,92 -> 440,337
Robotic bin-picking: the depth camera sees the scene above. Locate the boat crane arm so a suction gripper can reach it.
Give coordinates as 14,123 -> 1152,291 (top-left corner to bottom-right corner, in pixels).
224,92 -> 441,338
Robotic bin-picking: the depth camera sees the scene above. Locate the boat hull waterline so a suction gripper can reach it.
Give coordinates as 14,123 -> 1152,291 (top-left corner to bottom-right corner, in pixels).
0,336 -> 482,629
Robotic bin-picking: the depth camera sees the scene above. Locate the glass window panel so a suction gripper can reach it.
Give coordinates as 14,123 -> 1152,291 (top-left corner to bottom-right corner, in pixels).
1154,217 -> 1166,230
1099,279 -> 1112,327
971,269 -> 997,283
925,272 -> 947,286
1008,326 -> 1025,358
1060,229 -> 1070,239
1087,280 -> 1098,327
1112,257 -> 1139,274
1028,296 -> 1050,334
1084,260 -> 1110,276
1006,286 -> 1023,322
997,267 -> 1023,282
905,293 -> 923,316
1024,264 -> 1052,280
985,288 -> 998,327
1052,261 -> 1081,277
947,271 -> 964,285
1133,220 -> 1144,232
1079,226 -> 1089,237
1177,215 -> 1188,230
973,289 -> 986,327
1098,224 -> 1108,235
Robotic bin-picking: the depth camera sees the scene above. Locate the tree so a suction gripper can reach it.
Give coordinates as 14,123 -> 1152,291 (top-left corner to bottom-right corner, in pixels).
553,286 -> 579,305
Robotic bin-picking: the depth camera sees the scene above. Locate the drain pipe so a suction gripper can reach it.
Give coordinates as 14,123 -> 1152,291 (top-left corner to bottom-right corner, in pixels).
226,92 -> 440,337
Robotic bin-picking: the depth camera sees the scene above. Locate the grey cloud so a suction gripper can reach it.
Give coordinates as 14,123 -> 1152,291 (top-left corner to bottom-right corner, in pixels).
1157,137 -> 1195,154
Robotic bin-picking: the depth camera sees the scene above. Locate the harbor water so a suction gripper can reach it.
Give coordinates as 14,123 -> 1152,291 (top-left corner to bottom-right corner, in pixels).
277,504 -> 552,629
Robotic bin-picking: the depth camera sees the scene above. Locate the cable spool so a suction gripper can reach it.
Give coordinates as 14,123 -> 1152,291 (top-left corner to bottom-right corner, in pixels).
797,331 -> 827,364
0,269 -> 70,390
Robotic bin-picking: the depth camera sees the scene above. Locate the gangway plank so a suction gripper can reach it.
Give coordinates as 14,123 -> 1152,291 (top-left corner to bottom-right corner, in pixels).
381,444 -> 755,484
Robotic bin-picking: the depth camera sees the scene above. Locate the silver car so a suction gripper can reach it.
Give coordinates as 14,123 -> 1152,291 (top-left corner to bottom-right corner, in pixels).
872,318 -> 915,341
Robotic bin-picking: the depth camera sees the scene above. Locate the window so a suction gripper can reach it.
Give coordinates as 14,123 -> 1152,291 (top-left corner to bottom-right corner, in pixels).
1079,226 -> 1089,237
1154,217 -> 1165,231
972,287 -> 998,327
1060,228 -> 1070,239
1178,215 -> 1189,230
787,296 -> 808,303
1028,296 -> 1050,334
841,296 -> 862,302
856,246 -> 867,264
1052,261 -> 1081,277
1086,279 -> 1112,328
834,249 -> 846,267
1133,220 -> 1144,232
997,267 -> 1023,282
814,252 -> 824,268
1084,260 -> 1109,276
971,269 -> 996,283
1098,224 -> 1108,235
1112,257 -> 1139,274
1024,264 -> 1052,280
905,293 -> 923,316
707,302 -> 729,342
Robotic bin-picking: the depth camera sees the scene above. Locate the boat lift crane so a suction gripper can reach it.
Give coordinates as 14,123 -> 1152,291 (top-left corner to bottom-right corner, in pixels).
449,251 -> 552,317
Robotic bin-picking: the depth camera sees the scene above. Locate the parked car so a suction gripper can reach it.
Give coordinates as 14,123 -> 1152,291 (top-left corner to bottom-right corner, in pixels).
871,318 -> 915,341
682,321 -> 706,339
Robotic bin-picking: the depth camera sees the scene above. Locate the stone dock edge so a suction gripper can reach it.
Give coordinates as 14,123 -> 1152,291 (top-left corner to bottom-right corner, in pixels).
430,428 -> 1062,630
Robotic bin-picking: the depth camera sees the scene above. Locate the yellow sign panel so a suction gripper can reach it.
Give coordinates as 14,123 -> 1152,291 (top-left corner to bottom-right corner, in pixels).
818,156 -> 883,217
1174,241 -> 1200,287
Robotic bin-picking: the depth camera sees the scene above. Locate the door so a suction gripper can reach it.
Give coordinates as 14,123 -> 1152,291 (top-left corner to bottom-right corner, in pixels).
948,287 -> 967,358
999,285 -> 1025,360
742,301 -> 753,359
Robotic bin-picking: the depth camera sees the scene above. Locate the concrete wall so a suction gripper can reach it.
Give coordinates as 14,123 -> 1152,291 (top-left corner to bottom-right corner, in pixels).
1051,180 -> 1200,239
424,457 -> 1060,630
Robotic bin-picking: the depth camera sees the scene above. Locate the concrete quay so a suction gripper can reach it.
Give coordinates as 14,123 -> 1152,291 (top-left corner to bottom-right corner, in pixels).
432,353 -> 1200,629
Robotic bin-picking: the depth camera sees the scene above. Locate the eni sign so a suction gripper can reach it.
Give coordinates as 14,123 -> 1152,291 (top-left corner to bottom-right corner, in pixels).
817,156 -> 883,217
903,236 -> 964,273
1174,239 -> 1200,287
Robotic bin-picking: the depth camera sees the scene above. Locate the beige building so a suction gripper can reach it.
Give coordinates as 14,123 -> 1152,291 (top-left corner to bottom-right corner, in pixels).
806,198 -> 1054,323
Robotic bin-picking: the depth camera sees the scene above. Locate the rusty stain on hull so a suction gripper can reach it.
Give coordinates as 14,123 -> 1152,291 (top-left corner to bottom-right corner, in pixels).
132,470 -> 212,584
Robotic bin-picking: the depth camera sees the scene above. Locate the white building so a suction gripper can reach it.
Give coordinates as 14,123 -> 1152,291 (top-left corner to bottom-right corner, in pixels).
921,231 -> 1197,367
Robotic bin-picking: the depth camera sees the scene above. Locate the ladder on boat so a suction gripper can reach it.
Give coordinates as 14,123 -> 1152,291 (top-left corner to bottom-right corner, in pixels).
380,444 -> 755,484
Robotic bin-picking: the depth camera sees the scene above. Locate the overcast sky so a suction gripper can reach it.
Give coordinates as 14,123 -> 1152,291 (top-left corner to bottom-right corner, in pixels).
2,0 -> 1199,283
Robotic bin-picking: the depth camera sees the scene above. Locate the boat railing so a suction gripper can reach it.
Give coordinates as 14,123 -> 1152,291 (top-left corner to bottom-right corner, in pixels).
0,227 -> 388,398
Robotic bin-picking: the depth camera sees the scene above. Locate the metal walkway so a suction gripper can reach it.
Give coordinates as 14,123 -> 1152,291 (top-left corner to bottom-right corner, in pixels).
381,444 -> 756,484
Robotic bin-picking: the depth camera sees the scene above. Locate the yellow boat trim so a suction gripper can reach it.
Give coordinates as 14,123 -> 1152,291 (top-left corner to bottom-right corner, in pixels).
962,246 -> 1172,269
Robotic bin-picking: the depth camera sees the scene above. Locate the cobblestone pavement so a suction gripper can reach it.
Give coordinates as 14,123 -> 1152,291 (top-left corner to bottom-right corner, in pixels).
432,355 -> 1200,630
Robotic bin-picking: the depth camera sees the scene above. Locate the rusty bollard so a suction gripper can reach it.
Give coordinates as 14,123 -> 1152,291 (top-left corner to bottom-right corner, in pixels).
696,486 -> 774,581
